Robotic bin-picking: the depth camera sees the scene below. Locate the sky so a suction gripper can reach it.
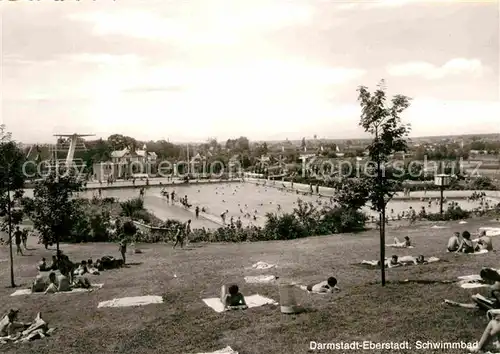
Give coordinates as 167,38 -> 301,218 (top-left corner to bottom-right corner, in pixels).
1,0 -> 499,143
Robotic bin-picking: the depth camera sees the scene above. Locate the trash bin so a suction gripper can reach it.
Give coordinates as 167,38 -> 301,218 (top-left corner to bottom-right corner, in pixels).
279,283 -> 300,314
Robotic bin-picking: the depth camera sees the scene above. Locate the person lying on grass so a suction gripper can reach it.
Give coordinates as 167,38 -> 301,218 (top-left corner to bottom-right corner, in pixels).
456,231 -> 475,253
398,255 -> 428,266
390,236 -> 411,248
221,284 -> 248,310
361,256 -> 401,268
0,309 -> 30,337
306,277 -> 340,293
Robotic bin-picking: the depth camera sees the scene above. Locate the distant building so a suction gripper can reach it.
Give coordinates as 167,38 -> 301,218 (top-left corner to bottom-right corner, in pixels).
93,147 -> 157,181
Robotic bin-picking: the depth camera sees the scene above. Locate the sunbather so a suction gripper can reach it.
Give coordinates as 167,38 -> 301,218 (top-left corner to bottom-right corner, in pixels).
390,236 -> 411,248
306,277 -> 340,293
456,231 -> 474,253
37,258 -> 48,271
447,232 -> 460,252
471,312 -> 500,352
72,275 -> 91,289
31,274 -> 47,293
387,255 -> 403,268
57,272 -> 71,292
398,255 -> 428,265
221,284 -> 247,310
45,272 -> 59,294
49,255 -> 58,270
0,309 -> 29,337
476,232 -> 493,251
475,268 -> 500,310
74,260 -> 88,276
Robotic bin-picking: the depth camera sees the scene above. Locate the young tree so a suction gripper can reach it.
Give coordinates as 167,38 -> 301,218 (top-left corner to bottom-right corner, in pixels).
358,80 -> 411,286
30,169 -> 83,252
0,125 -> 26,287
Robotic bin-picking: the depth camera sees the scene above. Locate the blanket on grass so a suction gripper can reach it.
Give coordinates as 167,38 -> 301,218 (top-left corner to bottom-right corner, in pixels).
98,295 -> 163,308
202,294 -> 278,313
196,346 -> 238,354
244,275 -> 277,284
251,262 -> 276,270
11,283 -> 104,297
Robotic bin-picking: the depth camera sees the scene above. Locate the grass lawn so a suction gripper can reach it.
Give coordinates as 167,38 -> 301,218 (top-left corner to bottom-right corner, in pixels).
1,218 -> 500,353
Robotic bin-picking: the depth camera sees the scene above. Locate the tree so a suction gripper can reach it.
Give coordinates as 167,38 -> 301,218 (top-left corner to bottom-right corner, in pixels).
358,80 -> 411,286
332,178 -> 370,211
30,169 -> 83,252
0,125 -> 26,287
301,137 -> 306,151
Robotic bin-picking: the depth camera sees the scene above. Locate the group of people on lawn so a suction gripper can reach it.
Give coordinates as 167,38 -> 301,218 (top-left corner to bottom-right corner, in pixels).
447,230 -> 492,253
30,236 -> 128,295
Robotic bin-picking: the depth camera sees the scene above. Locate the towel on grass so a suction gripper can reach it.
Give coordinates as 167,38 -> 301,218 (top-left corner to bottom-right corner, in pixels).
11,284 -> 104,297
443,299 -> 478,309
196,346 -> 238,354
385,244 -> 415,249
460,281 -> 490,289
244,275 -> 277,284
479,228 -> 500,237
472,249 -> 489,255
459,221 -> 468,224
98,295 -> 163,308
251,262 -> 276,270
203,294 -> 278,313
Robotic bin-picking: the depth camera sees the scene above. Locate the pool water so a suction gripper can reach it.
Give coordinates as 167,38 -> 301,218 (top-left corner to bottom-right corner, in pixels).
77,183 -> 491,227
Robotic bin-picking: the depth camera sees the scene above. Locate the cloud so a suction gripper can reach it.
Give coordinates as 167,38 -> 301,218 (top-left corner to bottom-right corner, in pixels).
387,58 -> 485,79
68,2 -> 315,46
66,53 -> 142,66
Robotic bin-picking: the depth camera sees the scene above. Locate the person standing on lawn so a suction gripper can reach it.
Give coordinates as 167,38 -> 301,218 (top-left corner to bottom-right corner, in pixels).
119,237 -> 127,265
14,226 -> 23,256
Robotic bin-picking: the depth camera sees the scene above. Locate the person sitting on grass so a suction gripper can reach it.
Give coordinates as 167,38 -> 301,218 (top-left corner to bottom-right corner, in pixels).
472,268 -> 500,311
0,309 -> 29,337
476,231 -> 493,252
74,260 -> 88,276
447,232 -> 460,252
49,255 -> 58,271
37,257 -> 48,271
306,277 -> 340,293
456,231 -> 475,253
470,311 -> 500,353
44,272 -> 59,294
390,236 -> 411,248
72,275 -> 91,289
31,274 -> 47,293
56,270 -> 71,292
221,284 -> 247,310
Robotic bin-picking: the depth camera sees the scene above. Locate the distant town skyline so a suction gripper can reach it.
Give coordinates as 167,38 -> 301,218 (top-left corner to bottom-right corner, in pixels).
2,0 -> 499,143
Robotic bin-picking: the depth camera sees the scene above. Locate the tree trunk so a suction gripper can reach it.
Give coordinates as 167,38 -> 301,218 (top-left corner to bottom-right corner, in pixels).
380,207 -> 386,286
7,187 -> 15,288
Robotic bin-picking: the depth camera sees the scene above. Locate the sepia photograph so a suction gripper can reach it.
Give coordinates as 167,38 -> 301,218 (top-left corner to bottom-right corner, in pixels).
0,0 -> 499,353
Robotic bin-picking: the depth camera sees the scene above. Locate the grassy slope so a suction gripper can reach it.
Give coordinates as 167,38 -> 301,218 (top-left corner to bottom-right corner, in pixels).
1,218 -> 500,354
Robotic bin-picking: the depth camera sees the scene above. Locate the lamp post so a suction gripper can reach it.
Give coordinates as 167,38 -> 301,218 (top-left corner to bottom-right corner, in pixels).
434,174 -> 451,217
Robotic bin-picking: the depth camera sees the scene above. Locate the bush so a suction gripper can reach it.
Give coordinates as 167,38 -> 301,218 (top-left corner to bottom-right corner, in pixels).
120,197 -> 145,217
426,205 -> 470,221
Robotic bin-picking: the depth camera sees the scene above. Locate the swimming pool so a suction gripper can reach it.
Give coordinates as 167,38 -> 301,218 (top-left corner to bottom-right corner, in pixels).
73,182 -> 493,227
